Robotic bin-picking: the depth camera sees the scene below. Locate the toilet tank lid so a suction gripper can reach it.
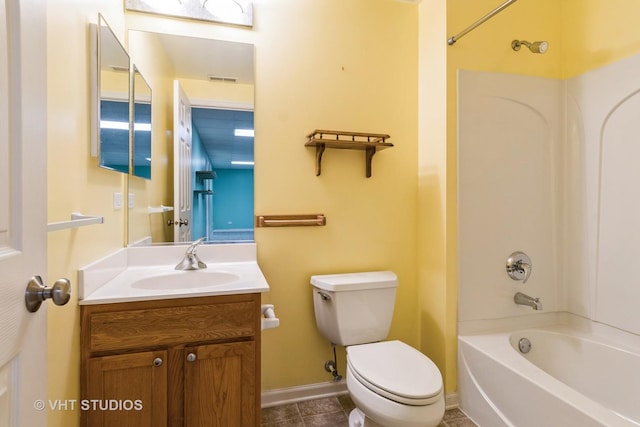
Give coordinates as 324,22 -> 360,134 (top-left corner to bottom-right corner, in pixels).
310,271 -> 398,291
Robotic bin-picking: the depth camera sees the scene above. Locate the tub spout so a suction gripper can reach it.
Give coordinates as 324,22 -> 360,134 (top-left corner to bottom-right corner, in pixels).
514,292 -> 542,310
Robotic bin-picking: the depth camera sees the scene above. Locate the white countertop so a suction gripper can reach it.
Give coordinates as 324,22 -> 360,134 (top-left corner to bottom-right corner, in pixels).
79,243 -> 270,305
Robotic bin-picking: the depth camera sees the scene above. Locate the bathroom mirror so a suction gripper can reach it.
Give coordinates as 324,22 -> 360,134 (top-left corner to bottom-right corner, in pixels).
132,66 -> 152,179
91,14 -> 131,174
127,30 -> 254,245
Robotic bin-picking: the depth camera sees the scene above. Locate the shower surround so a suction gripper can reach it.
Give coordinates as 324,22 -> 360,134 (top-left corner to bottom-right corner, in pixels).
457,53 -> 640,424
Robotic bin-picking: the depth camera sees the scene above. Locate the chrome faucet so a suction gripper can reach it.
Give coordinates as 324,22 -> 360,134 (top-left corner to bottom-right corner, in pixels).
514,292 -> 542,310
175,237 -> 207,270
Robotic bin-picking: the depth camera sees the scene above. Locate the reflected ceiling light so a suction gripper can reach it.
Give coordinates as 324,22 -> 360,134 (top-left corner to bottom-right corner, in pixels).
234,129 -> 254,137
231,160 -> 254,165
100,120 -> 151,132
100,120 -> 129,130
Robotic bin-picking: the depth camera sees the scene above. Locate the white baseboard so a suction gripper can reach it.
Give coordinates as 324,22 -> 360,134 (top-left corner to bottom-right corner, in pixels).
445,392 -> 459,409
261,381 -> 459,411
261,381 -> 348,408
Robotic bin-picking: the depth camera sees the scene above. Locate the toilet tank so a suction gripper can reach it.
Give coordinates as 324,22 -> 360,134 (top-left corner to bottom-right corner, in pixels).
311,271 -> 398,346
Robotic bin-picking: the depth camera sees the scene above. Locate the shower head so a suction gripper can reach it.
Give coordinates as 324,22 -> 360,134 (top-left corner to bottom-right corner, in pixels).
511,39 -> 548,54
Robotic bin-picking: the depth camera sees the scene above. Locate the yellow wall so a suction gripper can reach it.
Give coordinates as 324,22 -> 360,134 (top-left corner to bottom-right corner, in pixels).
46,1 -> 640,426
126,0 -> 419,391
46,2 -> 128,426
251,0 -> 419,390
417,0 -> 640,394
127,29 -> 175,244
561,0 -> 640,78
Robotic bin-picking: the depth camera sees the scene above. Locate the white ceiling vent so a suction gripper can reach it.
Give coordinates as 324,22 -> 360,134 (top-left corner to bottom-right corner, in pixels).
207,75 -> 238,83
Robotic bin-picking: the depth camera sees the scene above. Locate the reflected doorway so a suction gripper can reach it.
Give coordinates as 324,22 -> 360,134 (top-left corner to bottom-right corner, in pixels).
191,107 -> 254,242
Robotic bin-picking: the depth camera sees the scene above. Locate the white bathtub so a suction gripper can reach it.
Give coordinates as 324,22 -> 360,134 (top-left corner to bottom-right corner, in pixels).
458,315 -> 640,427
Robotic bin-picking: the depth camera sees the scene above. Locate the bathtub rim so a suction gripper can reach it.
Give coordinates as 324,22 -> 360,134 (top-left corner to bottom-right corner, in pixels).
458,312 -> 640,427
460,311 -> 640,356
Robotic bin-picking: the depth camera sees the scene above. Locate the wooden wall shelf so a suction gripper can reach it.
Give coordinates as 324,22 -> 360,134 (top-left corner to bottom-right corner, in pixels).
305,130 -> 393,177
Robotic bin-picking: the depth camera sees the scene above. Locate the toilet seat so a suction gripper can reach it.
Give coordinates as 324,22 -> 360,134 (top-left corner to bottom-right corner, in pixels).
347,340 -> 443,406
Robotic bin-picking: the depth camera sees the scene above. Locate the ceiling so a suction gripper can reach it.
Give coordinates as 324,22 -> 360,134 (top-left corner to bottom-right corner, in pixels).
151,31 -> 255,170
192,108 -> 254,169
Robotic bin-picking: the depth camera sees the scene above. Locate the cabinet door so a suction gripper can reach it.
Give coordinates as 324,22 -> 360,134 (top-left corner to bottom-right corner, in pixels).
184,341 -> 257,427
86,350 -> 168,427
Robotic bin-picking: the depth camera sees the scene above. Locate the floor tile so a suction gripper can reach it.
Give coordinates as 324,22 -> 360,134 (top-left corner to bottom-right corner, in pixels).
297,397 -> 343,417
261,396 -> 477,427
261,403 -> 301,424
302,410 -> 349,427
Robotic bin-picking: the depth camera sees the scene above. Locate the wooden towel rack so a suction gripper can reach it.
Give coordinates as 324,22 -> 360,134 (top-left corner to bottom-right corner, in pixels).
255,214 -> 326,228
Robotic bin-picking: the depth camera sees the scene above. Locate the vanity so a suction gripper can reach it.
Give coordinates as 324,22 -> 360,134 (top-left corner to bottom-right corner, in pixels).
79,243 -> 269,427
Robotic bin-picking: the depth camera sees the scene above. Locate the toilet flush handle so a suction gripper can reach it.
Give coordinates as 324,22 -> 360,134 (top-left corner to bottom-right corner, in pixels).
317,291 -> 332,301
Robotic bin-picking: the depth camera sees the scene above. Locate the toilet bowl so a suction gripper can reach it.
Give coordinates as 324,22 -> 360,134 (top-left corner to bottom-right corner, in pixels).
310,271 -> 445,427
346,341 -> 444,427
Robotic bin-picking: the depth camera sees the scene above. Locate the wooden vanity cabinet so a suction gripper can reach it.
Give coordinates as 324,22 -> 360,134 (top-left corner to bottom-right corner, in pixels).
80,293 -> 261,427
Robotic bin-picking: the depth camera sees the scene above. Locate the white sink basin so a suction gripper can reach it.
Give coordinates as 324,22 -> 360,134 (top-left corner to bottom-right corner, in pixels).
79,247 -> 270,305
131,269 -> 241,290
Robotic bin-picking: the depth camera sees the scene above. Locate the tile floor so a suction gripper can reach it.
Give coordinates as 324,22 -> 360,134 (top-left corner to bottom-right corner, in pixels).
261,395 -> 478,427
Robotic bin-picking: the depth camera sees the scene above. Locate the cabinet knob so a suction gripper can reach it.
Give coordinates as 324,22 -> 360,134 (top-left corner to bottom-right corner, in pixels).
186,352 -> 197,362
153,357 -> 163,367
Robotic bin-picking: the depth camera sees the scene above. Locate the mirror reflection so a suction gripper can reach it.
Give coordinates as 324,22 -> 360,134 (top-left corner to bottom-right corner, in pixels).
127,30 -> 254,246
192,107 -> 254,242
95,14 -> 130,174
132,66 -> 152,179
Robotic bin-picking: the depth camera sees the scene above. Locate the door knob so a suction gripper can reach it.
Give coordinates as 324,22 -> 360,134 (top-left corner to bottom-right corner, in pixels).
167,219 -> 189,227
186,352 -> 197,362
25,275 -> 71,313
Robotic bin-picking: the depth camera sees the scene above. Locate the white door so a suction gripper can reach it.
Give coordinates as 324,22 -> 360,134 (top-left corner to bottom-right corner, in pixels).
173,80 -> 193,242
0,0 -> 48,425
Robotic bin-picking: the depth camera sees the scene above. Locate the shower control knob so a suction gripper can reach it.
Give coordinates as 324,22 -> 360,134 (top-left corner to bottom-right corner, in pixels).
506,251 -> 532,283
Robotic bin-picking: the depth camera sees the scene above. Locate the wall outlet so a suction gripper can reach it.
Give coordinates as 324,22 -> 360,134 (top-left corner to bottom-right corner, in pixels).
113,192 -> 123,210
128,193 -> 135,209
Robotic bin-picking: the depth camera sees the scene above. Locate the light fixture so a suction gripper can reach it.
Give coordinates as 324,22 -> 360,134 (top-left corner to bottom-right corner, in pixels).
125,0 -> 253,27
231,160 -> 254,166
201,0 -> 244,15
234,129 -> 254,137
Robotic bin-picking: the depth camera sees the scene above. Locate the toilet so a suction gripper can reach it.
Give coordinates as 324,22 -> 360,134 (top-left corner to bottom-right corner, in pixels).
311,271 -> 444,427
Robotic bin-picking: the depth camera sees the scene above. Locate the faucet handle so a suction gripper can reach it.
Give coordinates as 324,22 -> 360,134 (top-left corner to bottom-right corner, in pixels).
519,261 -> 531,284
506,251 -> 532,283
186,236 -> 206,255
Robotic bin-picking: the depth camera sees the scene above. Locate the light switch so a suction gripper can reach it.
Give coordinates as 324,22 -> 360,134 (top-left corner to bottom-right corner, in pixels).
113,192 -> 123,210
